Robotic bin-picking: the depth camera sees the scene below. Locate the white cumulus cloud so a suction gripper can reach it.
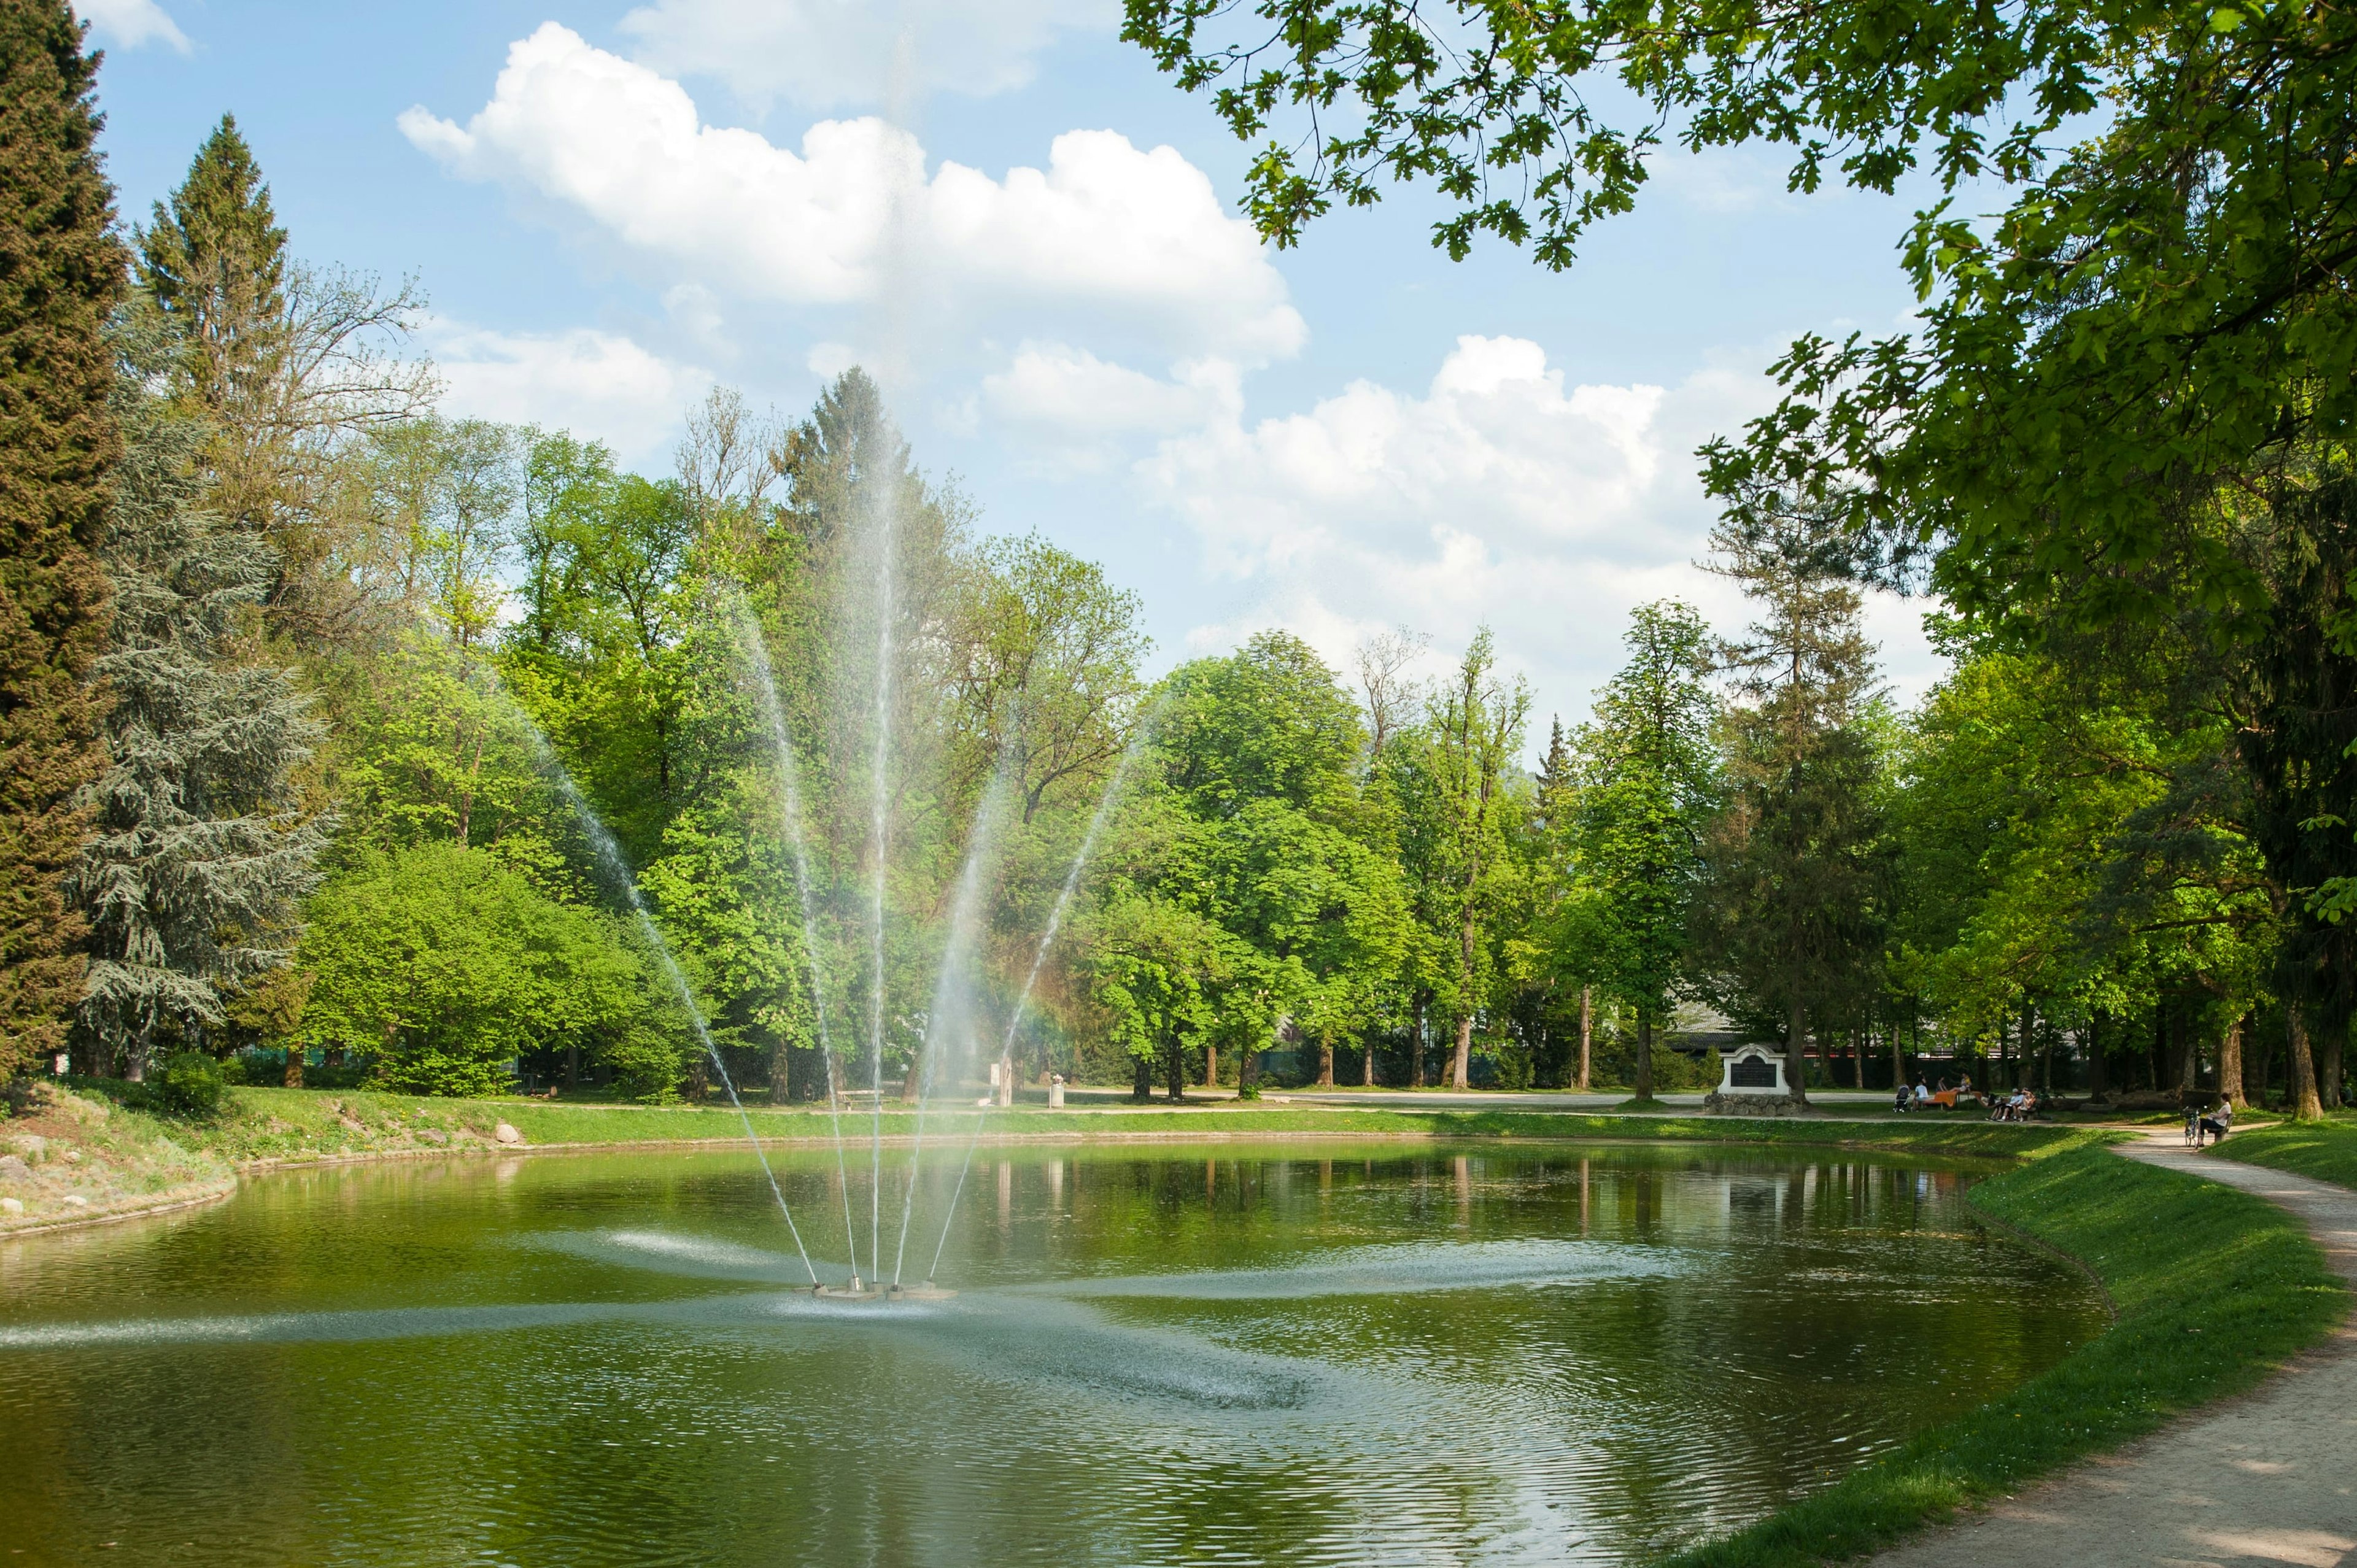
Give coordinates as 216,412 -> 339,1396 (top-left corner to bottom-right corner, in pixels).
74,0 -> 188,51
422,319 -> 713,467
400,25 -> 1302,364
975,345 -> 1240,472
618,0 -> 1112,110
1142,334 -> 1940,718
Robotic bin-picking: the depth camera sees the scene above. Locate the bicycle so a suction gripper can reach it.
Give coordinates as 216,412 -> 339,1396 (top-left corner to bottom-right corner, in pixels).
2184,1106 -> 2205,1147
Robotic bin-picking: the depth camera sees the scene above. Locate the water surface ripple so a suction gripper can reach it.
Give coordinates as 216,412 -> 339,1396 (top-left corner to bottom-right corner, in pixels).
0,1141 -> 2104,1567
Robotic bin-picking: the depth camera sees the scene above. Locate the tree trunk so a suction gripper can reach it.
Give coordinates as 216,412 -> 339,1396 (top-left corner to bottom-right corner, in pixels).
1634,1009 -> 1655,1100
2175,998 -> 2199,1094
2289,1003 -> 2324,1121
1240,1040 -> 1261,1094
1164,1037 -> 1185,1102
2324,1025 -> 2345,1111
1452,769 -> 1488,1093
282,1040 -> 303,1088
2086,1011 -> 2108,1103
1317,1039 -> 1334,1087
455,723 -> 487,848
2018,1006 -> 2036,1092
2219,1014 -> 2245,1108
1363,1038 -> 1375,1086
1205,1040 -> 1217,1089
1889,1024 -> 1906,1093
1784,997 -> 1809,1105
1577,986 -> 1592,1092
1132,1051 -> 1154,1103
1851,1029 -> 1865,1089
1411,995 -> 1427,1089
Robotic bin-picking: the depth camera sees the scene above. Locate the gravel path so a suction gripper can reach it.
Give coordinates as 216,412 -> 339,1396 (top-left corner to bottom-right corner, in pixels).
1868,1130 -> 2357,1568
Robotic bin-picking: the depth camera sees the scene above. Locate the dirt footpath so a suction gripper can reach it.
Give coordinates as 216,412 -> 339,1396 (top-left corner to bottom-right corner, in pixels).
1870,1131 -> 2357,1568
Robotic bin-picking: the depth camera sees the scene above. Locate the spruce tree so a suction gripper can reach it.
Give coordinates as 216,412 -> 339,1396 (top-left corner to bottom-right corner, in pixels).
1694,492 -> 1888,1103
135,114 -> 288,541
64,308 -> 330,1079
0,2 -> 121,1078
137,114 -> 285,413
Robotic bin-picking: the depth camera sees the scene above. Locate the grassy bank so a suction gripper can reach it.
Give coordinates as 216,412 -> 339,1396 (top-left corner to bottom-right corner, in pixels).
1657,1137 -> 2346,1568
1,1082 -> 2073,1232
87,1083 -> 2088,1161
0,1082 -> 234,1231
2213,1114 -> 2357,1189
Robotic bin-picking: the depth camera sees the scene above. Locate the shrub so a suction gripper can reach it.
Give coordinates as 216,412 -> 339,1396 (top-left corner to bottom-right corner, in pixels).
154,1050 -> 226,1117
297,843 -> 689,1097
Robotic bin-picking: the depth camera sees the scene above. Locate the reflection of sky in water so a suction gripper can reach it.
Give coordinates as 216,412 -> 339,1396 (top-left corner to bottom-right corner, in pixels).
0,1147 -> 2100,1567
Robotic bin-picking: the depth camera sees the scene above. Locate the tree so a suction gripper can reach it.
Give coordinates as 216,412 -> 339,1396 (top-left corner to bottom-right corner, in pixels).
948,533 -> 1147,825
1083,631 -> 1404,1093
1569,603 -> 1717,1099
1428,630 -> 1530,1088
139,117 -> 433,648
1082,885 -> 1231,1101
64,307 -> 331,1081
136,115 -> 285,433
346,417 -> 518,649
1693,498 -> 1887,1101
0,1 -> 121,1078
1893,644 -> 2272,1102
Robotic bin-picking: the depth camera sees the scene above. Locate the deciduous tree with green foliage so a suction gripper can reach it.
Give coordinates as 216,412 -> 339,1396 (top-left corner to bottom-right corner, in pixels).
1570,602 -> 1717,1100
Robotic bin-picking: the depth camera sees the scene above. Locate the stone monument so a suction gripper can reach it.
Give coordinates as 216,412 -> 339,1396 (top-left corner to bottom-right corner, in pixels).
1702,1043 -> 1809,1116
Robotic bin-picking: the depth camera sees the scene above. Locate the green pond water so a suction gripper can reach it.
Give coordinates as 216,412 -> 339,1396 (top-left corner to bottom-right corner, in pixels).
0,1140 -> 2105,1567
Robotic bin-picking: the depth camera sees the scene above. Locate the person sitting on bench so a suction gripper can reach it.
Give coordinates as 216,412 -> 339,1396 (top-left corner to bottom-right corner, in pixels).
2197,1098 -> 2234,1146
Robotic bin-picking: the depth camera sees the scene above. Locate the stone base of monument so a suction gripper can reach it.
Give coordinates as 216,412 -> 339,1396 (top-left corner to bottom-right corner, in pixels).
1701,1090 -> 1813,1116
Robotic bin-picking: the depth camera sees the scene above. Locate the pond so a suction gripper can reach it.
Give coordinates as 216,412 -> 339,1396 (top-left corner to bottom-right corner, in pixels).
0,1140 -> 2104,1566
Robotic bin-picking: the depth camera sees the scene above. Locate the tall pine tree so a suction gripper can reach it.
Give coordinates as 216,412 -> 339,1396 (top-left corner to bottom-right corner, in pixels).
0,2 -> 120,1078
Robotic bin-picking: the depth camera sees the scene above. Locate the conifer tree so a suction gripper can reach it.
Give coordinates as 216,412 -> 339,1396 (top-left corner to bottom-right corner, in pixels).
63,309 -> 331,1079
137,114 -> 286,422
1695,492 -> 1888,1103
135,115 -> 290,548
0,2 -> 121,1078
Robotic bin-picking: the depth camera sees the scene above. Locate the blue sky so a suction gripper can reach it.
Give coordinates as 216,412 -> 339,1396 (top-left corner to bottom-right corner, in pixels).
80,0 -> 1946,736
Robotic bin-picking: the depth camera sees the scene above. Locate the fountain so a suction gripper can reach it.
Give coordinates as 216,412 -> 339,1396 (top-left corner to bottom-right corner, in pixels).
501,435 -> 1161,1307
